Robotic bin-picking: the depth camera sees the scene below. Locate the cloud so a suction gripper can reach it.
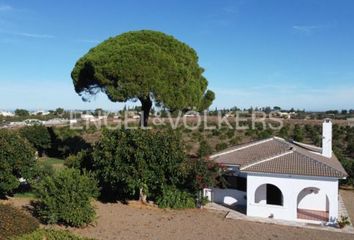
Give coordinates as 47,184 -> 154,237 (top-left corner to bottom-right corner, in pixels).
292,24 -> 329,34
0,29 -> 55,39
13,32 -> 55,38
0,5 -> 13,11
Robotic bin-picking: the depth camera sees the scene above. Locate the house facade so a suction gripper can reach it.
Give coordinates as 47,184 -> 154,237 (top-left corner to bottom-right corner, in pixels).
204,119 -> 347,224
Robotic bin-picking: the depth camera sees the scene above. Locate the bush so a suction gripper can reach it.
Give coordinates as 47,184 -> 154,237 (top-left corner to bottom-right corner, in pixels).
64,150 -> 93,171
0,204 -> 39,239
19,126 -> 51,157
92,129 -> 186,201
156,186 -> 195,209
34,169 -> 99,227
0,129 -> 36,196
13,229 -> 94,240
198,140 -> 213,157
215,142 -> 228,151
337,215 -> 350,228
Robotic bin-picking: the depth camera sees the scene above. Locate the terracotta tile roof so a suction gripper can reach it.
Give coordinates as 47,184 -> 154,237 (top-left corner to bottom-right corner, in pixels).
211,137 -> 347,179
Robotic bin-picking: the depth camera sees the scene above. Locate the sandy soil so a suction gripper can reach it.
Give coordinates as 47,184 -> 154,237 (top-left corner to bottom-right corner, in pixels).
68,200 -> 354,240
341,189 -> 354,221
4,191 -> 354,240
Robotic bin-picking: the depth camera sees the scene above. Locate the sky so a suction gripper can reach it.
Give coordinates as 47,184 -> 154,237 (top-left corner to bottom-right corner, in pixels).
0,0 -> 354,111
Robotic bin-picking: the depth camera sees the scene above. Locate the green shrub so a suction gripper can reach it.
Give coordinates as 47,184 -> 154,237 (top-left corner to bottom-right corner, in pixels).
198,140 -> 213,157
0,129 -> 36,196
0,204 -> 39,239
215,142 -> 228,151
12,229 -> 94,240
337,215 -> 351,228
19,126 -> 51,157
64,150 -> 93,171
156,186 -> 195,209
34,169 -> 99,227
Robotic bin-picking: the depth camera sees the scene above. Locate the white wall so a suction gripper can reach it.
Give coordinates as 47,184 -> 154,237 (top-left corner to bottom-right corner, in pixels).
246,173 -> 339,223
204,188 -> 247,206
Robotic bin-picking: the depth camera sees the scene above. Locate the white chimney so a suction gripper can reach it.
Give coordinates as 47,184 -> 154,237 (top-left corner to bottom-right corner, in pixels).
322,119 -> 332,158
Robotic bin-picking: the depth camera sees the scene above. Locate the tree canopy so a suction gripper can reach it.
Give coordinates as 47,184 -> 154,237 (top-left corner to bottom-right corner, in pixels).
71,30 -> 215,126
0,129 -> 36,196
91,129 -> 186,201
19,126 -> 51,157
15,109 -> 29,117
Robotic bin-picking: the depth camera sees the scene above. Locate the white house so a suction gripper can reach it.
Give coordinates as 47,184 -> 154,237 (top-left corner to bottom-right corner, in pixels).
0,111 -> 15,117
204,119 -> 347,224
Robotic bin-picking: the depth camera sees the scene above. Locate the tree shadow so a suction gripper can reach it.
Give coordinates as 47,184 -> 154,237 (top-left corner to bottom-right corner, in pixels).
46,127 -> 92,158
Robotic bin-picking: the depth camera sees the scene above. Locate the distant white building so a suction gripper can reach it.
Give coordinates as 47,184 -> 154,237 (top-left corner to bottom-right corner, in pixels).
31,110 -> 50,116
276,111 -> 296,119
81,114 -> 95,120
0,111 -> 15,117
204,119 -> 347,225
81,113 -> 107,121
43,118 -> 69,126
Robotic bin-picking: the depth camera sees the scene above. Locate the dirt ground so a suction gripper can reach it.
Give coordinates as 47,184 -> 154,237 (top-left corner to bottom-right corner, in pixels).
68,192 -> 354,240
5,190 -> 354,240
341,189 -> 354,221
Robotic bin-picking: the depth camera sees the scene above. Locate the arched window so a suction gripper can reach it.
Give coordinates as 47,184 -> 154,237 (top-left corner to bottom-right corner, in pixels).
255,184 -> 283,206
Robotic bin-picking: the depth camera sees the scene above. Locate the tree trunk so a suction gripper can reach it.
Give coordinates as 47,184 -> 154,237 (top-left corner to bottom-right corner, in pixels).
139,96 -> 152,127
139,187 -> 148,204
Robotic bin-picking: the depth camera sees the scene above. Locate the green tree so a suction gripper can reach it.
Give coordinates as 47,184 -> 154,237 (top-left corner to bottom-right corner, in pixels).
19,126 -> 51,157
183,157 -> 221,193
34,169 -> 98,227
93,108 -> 104,117
71,30 -> 214,126
0,129 -> 35,196
293,124 -> 304,142
15,109 -> 29,117
92,129 -> 186,202
54,107 -> 64,116
198,140 -> 213,158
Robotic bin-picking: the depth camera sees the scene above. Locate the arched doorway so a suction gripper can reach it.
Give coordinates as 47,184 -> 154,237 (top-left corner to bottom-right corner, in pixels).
255,184 -> 283,206
297,187 -> 329,222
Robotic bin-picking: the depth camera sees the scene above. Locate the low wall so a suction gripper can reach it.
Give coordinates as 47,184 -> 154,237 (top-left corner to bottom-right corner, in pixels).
204,188 -> 247,206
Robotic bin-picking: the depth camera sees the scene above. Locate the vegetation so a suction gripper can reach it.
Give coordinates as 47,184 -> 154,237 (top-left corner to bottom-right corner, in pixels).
0,204 -> 39,239
33,169 -> 99,227
0,129 -> 36,196
15,109 -> 30,117
183,157 -> 222,193
12,229 -> 94,240
71,30 -> 214,126
337,215 -> 351,228
91,129 -> 187,202
156,186 -> 195,209
19,126 -> 51,156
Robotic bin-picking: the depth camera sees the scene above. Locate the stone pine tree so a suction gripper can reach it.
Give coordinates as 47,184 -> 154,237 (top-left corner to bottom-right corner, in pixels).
71,30 -> 215,126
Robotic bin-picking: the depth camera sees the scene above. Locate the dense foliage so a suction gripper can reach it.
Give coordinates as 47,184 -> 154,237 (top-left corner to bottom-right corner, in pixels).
14,109 -> 29,117
0,204 -> 39,239
71,30 -> 214,126
92,129 -> 187,201
48,127 -> 91,158
34,169 -> 99,227
19,126 -> 51,156
0,129 -> 36,196
12,229 -> 94,240
156,186 -> 195,209
183,157 -> 222,193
